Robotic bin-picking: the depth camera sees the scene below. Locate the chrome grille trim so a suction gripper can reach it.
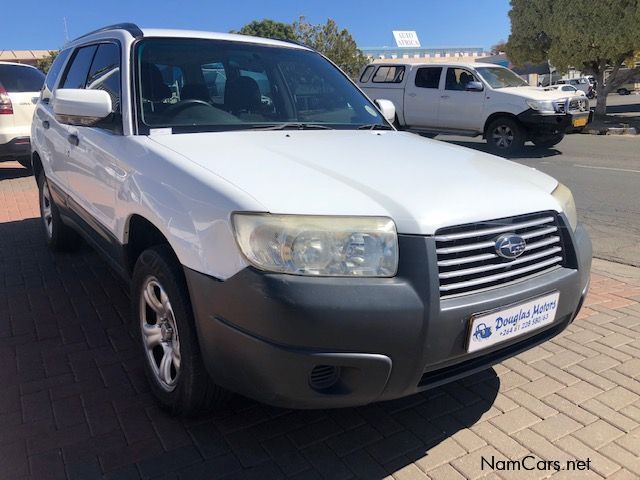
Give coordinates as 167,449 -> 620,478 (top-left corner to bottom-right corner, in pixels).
436,212 -> 566,298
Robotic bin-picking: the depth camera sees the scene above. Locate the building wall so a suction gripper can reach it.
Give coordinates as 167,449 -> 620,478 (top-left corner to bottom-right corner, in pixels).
362,46 -> 486,65
0,50 -> 52,67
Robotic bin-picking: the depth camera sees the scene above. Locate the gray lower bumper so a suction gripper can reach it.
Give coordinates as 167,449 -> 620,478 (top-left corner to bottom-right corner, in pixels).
185,221 -> 591,409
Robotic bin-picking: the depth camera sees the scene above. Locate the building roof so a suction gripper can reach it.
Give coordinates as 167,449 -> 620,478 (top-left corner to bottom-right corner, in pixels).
0,50 -> 52,62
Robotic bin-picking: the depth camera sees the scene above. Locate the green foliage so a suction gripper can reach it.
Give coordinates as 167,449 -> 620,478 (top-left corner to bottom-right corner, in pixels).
36,51 -> 58,74
233,19 -> 297,42
234,17 -> 367,79
506,0 -> 640,117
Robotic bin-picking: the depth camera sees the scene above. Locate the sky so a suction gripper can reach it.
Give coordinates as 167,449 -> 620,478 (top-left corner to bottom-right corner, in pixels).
1,0 -> 512,51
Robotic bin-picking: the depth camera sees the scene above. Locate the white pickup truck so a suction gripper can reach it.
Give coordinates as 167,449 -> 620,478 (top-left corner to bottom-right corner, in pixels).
358,62 -> 591,154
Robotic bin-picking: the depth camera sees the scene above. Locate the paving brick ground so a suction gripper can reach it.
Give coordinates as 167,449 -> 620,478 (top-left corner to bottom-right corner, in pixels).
1,160 -> 640,480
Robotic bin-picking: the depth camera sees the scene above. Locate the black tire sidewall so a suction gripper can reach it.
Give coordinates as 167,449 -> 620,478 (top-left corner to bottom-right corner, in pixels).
532,133 -> 565,148
486,117 -> 525,155
132,246 -> 214,414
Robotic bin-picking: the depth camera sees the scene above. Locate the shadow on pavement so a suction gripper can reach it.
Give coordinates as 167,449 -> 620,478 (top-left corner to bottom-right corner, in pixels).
607,102 -> 640,115
0,164 -> 32,181
442,138 -> 562,160
0,214 -> 501,479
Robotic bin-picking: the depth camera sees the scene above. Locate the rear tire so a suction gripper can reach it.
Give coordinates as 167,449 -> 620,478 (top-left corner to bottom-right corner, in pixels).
618,88 -> 630,95
486,117 -> 525,155
37,171 -> 80,251
532,133 -> 565,148
132,245 -> 231,415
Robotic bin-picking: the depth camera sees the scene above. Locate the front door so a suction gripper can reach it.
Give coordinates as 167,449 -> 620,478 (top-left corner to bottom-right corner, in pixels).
437,67 -> 485,132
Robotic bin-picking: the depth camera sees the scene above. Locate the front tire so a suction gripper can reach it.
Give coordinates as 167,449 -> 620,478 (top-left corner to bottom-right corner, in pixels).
486,117 -> 525,155
132,245 -> 231,415
37,171 -> 79,251
532,133 -> 565,148
618,88 -> 630,95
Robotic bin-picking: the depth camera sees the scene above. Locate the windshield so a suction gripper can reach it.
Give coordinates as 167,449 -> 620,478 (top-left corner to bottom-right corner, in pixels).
134,38 -> 388,133
475,67 -> 528,89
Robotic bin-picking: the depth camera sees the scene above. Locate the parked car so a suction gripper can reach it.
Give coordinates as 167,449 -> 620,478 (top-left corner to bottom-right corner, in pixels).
0,62 -> 45,168
545,84 -> 586,96
358,63 -> 591,154
616,82 -> 638,95
31,24 -> 591,415
555,78 -> 591,95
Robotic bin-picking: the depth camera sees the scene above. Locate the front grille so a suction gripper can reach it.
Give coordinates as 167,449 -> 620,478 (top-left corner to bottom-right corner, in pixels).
435,212 -> 566,298
554,100 -> 566,114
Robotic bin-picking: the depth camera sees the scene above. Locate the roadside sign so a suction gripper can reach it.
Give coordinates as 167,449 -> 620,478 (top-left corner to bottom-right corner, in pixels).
392,31 -> 421,48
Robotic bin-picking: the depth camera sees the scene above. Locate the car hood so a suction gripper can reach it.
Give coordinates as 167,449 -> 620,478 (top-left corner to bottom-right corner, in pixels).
496,86 -> 572,101
149,130 -> 560,235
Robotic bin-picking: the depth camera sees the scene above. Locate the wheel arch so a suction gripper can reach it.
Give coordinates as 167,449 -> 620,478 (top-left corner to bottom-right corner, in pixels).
124,214 -> 177,275
483,112 -> 521,138
31,151 -> 43,181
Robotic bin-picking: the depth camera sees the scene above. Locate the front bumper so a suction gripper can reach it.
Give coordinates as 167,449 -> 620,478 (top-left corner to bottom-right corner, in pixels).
517,109 -> 590,135
185,221 -> 591,409
0,136 -> 30,160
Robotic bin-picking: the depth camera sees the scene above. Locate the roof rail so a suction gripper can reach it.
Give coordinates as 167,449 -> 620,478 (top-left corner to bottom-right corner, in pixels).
70,23 -> 143,43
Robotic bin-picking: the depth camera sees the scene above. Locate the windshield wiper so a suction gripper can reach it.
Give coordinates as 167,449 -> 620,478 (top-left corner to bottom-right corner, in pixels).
249,123 -> 334,131
357,124 -> 394,130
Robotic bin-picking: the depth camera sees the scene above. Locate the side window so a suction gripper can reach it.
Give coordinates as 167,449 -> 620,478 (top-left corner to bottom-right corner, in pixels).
372,66 -> 405,83
360,65 -> 375,83
415,67 -> 442,89
201,63 -> 226,104
445,68 -> 478,91
85,43 -> 121,130
60,45 -> 98,89
42,49 -> 72,102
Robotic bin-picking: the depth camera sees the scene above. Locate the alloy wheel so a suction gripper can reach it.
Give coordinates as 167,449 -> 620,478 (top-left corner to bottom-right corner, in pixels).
140,276 -> 181,391
492,125 -> 514,149
41,181 -> 53,238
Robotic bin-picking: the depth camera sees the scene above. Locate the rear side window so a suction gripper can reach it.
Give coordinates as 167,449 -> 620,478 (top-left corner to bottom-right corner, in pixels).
372,66 -> 405,83
61,45 -> 98,89
42,49 -> 72,101
415,67 -> 442,89
0,64 -> 45,92
360,65 -> 375,83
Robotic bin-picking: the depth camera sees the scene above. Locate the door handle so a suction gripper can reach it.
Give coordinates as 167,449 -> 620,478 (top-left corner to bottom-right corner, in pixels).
441,95 -> 450,99
68,134 -> 79,146
42,120 -> 50,129
408,92 -> 417,97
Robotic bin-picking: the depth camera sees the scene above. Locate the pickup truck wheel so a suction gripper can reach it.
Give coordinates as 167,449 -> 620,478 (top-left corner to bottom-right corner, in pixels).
132,245 -> 231,415
486,117 -> 524,155
37,171 -> 80,251
532,133 -> 565,148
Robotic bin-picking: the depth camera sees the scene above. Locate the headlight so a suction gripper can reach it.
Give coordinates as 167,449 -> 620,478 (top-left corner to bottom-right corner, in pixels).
232,213 -> 398,277
526,99 -> 557,114
551,182 -> 577,231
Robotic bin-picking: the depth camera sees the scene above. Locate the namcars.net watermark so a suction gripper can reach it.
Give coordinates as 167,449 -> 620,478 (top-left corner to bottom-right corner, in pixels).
482,455 -> 592,473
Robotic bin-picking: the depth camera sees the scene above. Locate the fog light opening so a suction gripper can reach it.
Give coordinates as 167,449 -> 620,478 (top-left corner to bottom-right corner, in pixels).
309,365 -> 341,392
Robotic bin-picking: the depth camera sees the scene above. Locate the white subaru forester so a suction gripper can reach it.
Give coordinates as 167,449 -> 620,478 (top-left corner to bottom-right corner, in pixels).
31,24 -> 591,415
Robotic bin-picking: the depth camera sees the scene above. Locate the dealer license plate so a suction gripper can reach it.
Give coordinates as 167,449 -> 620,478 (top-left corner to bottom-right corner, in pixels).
467,292 -> 560,353
572,117 -> 588,127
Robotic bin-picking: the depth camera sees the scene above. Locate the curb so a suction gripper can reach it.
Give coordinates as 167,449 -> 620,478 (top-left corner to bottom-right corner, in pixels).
582,126 -> 639,135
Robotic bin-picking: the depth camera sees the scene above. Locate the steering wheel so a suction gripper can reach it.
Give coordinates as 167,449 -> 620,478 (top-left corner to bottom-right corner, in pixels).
162,99 -> 215,117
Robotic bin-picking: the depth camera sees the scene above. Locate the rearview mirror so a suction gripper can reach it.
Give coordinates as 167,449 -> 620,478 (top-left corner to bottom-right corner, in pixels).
52,89 -> 113,126
374,99 -> 396,123
466,81 -> 484,92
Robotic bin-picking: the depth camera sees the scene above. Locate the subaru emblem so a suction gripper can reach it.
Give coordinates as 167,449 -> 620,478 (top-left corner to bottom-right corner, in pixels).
495,233 -> 526,259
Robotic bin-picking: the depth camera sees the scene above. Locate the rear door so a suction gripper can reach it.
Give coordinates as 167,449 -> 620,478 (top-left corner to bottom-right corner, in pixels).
437,67 -> 485,132
403,66 -> 442,128
0,64 -> 44,140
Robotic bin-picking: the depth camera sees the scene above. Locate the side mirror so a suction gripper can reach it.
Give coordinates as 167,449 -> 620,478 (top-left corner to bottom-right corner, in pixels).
374,99 -> 396,123
52,89 -> 112,126
465,81 -> 484,92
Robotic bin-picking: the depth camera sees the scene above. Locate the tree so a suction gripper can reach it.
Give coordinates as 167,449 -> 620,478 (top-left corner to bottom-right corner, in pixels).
506,0 -> 640,118
36,51 -> 58,74
234,17 -> 368,79
233,19 -> 297,42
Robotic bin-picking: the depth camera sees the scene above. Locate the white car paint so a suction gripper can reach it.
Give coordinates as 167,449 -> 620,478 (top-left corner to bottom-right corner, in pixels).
0,62 -> 42,147
32,28 -> 569,282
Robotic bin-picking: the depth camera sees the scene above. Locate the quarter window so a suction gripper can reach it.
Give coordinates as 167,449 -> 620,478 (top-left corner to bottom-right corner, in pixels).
372,66 -> 405,83
61,45 -> 98,89
360,65 -> 375,83
415,67 -> 442,89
